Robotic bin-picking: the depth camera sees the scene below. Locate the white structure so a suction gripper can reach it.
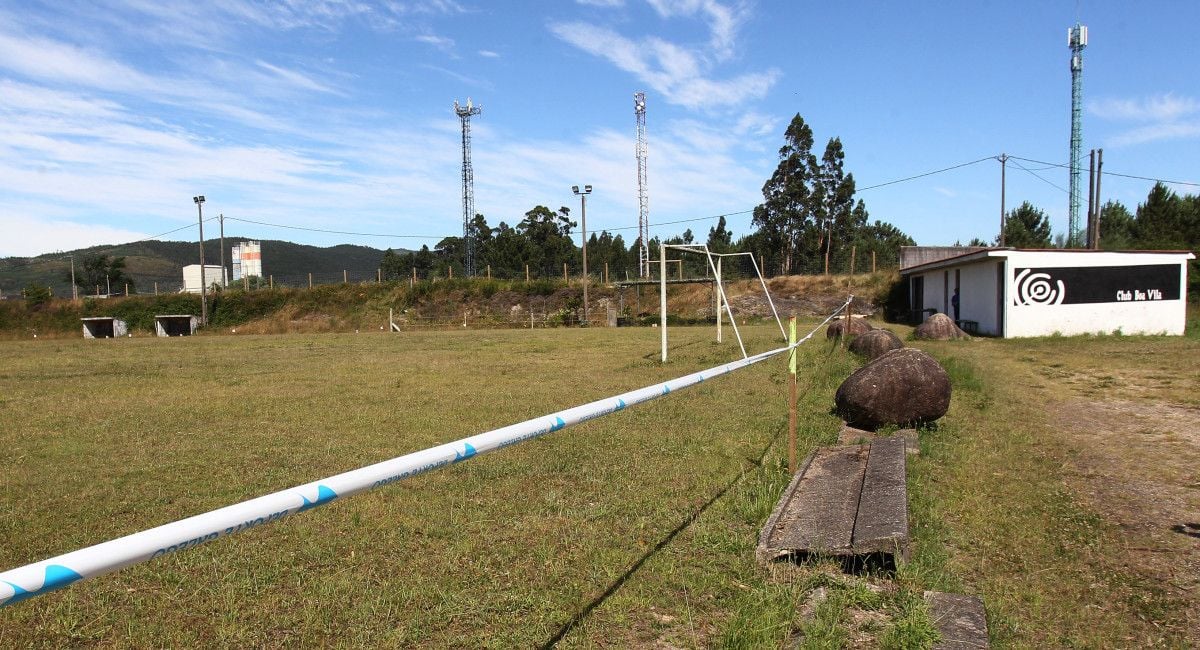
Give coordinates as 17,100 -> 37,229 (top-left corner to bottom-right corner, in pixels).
81,317 -> 128,339
182,264 -> 226,293
154,315 -> 198,337
901,249 -> 1194,338
231,241 -> 262,281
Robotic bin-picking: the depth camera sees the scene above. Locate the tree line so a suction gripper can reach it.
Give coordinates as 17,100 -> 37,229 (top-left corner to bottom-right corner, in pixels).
382,112 -> 918,281
968,181 -> 1200,254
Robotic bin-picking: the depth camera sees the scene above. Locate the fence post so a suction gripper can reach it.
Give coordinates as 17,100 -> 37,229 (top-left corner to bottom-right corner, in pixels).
872,251 -> 876,274
788,315 -> 798,474
563,263 -> 568,284
487,265 -> 491,280
525,264 -> 530,283
343,270 -> 348,284
449,266 -> 453,280
850,244 -> 857,280
125,283 -> 129,296
412,267 -> 417,284
154,282 -> 158,296
269,275 -> 273,290
308,273 -> 313,289
377,268 -> 382,283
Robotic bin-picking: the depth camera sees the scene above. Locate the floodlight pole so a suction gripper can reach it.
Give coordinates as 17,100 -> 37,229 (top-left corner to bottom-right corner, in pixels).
194,195 -> 207,326
572,185 -> 592,325
218,213 -> 226,289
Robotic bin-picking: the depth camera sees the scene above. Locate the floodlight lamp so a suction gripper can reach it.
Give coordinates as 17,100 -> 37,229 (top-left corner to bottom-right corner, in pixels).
584,185 -> 592,193
193,195 -> 205,204
572,185 -> 580,194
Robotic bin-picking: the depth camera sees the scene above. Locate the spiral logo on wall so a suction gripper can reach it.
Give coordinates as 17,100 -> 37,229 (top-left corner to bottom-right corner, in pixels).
1013,268 -> 1065,305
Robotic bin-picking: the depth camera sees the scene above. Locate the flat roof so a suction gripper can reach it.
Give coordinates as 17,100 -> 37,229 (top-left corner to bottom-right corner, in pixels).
900,248 -> 1195,275
154,314 -> 196,318
80,316 -> 123,321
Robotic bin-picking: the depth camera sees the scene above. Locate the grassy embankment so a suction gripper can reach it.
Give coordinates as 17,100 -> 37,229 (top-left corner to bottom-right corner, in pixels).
0,271 -> 899,339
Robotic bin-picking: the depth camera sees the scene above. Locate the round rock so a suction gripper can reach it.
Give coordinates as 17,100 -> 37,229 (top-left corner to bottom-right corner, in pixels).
834,348 -> 951,430
826,317 -> 872,340
914,313 -> 969,340
848,328 -> 904,361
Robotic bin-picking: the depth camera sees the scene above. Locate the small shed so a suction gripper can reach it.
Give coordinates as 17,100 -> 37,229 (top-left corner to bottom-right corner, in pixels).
155,314 -> 198,337
900,249 -> 1194,338
81,317 -> 128,339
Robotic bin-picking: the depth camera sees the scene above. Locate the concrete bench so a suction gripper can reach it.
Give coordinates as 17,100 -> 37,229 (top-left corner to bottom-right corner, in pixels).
757,436 -> 909,566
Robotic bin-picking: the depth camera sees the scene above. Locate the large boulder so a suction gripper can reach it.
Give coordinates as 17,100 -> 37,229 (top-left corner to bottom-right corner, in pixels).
826,317 -> 872,340
914,313 -> 969,340
834,348 -> 951,430
848,329 -> 904,361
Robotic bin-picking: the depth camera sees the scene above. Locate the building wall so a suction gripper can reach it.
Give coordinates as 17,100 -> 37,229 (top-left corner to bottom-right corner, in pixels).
182,265 -> 227,293
907,251 -> 1191,337
1002,251 -> 1190,337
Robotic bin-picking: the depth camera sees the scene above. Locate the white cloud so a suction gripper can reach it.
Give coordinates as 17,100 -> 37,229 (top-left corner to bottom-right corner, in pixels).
933,186 -> 956,198
0,214 -> 148,257
1106,122 -> 1200,147
415,33 -> 456,51
478,49 -> 500,58
548,22 -> 778,110
255,60 -> 342,95
1089,94 -> 1199,122
576,0 -> 625,6
1089,94 -> 1200,147
645,0 -> 743,60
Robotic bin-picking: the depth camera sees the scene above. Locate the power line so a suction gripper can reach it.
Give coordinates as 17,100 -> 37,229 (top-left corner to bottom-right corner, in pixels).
1009,155 -> 1200,188
1010,159 -> 1069,194
857,155 -> 996,192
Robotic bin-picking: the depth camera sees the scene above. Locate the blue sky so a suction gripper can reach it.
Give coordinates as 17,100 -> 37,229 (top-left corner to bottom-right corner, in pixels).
1,0 -> 1197,257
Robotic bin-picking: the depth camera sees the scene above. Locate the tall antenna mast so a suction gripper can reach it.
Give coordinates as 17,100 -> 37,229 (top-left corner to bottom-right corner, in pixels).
454,98 -> 482,276
1067,24 -> 1087,248
634,92 -> 650,278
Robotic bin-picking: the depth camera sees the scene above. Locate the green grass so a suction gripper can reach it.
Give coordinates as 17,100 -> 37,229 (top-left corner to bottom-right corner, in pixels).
2,316 -> 1195,647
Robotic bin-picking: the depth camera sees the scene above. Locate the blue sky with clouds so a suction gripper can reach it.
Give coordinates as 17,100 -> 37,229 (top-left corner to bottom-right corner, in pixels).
1,0 -> 1197,257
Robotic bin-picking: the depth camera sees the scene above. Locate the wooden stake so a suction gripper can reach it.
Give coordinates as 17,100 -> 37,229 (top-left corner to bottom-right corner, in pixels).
563,263 -> 568,284
343,269 -> 348,284
850,244 -> 857,280
269,275 -> 273,289
308,273 -> 313,289
448,266 -> 453,279
604,262 -> 608,284
487,264 -> 491,280
154,282 -> 158,296
525,264 -> 530,283
788,315 -> 798,474
377,268 -> 382,283
412,267 -> 417,284
872,250 -> 876,273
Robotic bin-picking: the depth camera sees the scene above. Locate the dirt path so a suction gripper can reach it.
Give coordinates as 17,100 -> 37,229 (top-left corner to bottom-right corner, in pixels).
1050,385 -> 1200,643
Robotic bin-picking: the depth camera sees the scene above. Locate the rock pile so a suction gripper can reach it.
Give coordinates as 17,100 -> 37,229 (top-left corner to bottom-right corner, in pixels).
914,313 -> 969,341
847,329 -> 904,361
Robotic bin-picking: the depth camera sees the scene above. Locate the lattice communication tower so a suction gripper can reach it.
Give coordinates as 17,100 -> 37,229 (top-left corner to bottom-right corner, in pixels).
1067,24 -> 1087,248
634,92 -> 650,278
454,98 -> 482,276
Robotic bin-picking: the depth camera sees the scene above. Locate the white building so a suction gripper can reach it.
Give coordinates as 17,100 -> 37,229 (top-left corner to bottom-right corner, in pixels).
900,249 -> 1194,338
232,241 -> 262,281
182,264 -> 226,293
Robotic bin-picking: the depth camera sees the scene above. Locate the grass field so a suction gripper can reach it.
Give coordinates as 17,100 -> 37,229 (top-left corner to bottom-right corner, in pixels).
1,317 -> 1196,647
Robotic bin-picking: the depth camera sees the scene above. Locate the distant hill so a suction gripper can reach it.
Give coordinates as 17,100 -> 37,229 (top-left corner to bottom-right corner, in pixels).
0,239 -> 411,297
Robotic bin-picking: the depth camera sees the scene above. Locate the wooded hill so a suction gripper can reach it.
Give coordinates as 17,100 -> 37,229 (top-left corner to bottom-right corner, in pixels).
0,239 -> 405,298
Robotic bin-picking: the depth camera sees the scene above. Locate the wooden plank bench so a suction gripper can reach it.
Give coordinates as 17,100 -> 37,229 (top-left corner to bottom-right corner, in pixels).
757,436 -> 909,566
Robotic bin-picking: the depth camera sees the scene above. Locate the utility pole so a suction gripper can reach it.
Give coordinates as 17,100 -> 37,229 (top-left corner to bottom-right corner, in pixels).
219,213 -> 226,289
573,184 -> 592,325
1092,149 -> 1103,249
194,195 -> 207,326
998,153 -> 1008,246
66,253 -> 77,301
